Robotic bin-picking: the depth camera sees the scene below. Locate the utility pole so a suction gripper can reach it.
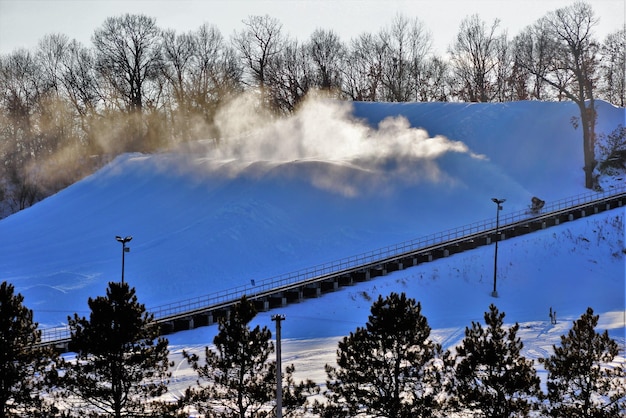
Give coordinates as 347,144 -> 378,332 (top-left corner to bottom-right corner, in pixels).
491,198 -> 505,297
115,236 -> 132,284
272,314 -> 285,418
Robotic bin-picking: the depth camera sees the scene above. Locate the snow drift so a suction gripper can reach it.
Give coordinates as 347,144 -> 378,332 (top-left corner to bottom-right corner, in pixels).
0,98 -> 623,347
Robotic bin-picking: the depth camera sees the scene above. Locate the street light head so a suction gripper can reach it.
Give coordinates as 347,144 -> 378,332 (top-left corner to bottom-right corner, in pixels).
116,236 -> 133,244
491,198 -> 506,204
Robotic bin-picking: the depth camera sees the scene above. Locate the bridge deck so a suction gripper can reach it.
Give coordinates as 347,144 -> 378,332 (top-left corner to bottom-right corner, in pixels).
39,186 -> 625,351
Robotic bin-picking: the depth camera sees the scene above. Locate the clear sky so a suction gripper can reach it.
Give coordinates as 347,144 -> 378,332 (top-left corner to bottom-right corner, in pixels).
0,0 -> 624,55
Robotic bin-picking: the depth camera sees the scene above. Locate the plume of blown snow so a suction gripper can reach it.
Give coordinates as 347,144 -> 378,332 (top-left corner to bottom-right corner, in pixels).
181,92 -> 484,196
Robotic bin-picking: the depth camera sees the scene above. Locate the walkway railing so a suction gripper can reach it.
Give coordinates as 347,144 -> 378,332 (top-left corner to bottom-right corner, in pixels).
40,184 -> 625,344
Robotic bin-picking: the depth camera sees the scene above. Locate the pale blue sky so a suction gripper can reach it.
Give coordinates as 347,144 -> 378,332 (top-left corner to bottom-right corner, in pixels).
0,0 -> 624,55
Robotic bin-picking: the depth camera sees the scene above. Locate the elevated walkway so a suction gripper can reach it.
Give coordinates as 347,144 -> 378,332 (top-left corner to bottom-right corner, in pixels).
39,185 -> 626,352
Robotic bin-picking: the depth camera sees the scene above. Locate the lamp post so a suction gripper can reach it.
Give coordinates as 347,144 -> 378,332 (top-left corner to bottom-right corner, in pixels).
272,314 -> 285,418
491,198 -> 505,297
115,236 -> 132,284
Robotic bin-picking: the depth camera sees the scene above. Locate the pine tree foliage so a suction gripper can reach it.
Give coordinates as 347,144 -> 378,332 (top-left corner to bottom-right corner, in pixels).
319,292 -> 447,418
280,364 -> 319,418
182,296 -> 277,417
540,307 -> 625,417
181,296 -> 316,417
0,281 -> 58,417
59,281 -> 171,417
451,304 -> 541,418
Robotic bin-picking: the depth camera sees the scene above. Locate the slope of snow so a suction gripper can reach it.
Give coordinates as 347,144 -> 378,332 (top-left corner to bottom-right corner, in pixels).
1,98 -> 624,400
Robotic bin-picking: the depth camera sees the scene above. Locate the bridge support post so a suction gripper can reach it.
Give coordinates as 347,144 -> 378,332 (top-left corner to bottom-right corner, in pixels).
387,261 -> 403,272
354,270 -> 370,281
370,267 -> 387,278
254,299 -> 270,312
304,283 -> 321,298
174,317 -> 194,331
286,289 -> 303,303
270,296 -> 287,308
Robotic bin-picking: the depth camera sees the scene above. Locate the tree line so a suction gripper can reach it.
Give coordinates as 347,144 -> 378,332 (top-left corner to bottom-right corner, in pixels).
1,281 -> 624,417
0,1 -> 624,214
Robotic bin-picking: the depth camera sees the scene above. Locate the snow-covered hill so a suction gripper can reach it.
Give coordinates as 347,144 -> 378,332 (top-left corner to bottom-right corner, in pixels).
2,97 -> 624,396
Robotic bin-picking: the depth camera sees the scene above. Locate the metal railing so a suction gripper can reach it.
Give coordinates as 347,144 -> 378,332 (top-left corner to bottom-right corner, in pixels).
39,184 -> 625,344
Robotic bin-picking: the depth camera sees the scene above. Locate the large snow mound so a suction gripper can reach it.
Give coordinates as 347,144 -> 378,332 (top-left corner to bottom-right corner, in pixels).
1,98 -> 623,333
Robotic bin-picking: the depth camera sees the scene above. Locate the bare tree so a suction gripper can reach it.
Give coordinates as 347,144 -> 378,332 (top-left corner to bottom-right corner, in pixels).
267,39 -> 312,113
232,15 -> 284,94
37,33 -> 70,97
342,32 -> 385,101
92,14 -> 163,113
416,55 -> 451,101
60,39 -> 100,118
448,14 -> 505,102
307,28 -> 345,92
161,28 -> 195,112
188,24 -> 241,121
91,14 -> 166,153
0,49 -> 41,130
514,2 -> 602,189
536,2 -> 599,189
493,33 -> 516,102
513,19 -> 555,100
35,34 -> 84,158
0,49 -> 46,210
162,23 -> 241,140
379,14 -> 432,102
599,28 -> 626,106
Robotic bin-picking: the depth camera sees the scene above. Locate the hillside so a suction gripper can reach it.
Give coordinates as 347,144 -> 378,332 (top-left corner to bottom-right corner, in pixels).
1,99 -> 624,380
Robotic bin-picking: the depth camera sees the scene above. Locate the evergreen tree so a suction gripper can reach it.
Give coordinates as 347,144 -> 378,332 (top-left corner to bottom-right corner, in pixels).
182,296 -> 274,417
540,307 -> 625,417
59,281 -> 171,417
182,296 -> 315,417
0,281 -> 58,417
318,292 -> 446,417
451,304 -> 540,417
281,364 -> 319,417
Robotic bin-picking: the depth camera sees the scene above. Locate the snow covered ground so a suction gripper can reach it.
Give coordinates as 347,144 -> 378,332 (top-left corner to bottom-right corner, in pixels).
2,97 -> 624,401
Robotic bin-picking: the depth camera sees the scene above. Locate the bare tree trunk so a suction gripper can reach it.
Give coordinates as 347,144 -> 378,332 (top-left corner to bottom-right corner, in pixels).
578,98 -> 597,189
513,2 -> 600,189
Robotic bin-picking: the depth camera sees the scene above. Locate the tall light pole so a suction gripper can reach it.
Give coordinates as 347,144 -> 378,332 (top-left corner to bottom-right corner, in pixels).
272,314 -> 285,418
491,198 -> 505,297
115,236 -> 132,284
